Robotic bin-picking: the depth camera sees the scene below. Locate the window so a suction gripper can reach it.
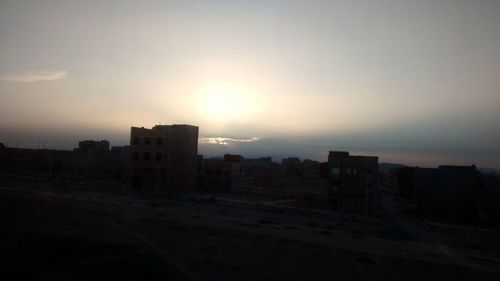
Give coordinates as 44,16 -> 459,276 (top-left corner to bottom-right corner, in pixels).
143,152 -> 150,161
156,138 -> 163,146
133,137 -> 140,145
331,168 -> 340,176
155,153 -> 162,161
331,198 -> 339,210
144,137 -> 151,145
133,152 -> 139,160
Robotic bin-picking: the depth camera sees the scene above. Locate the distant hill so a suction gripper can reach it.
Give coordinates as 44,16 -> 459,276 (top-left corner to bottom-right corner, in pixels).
378,163 -> 407,174
478,167 -> 500,177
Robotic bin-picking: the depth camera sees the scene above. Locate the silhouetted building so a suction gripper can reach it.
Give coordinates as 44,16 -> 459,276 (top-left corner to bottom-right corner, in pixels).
202,157 -> 240,192
110,145 -> 130,182
0,140 -> 132,182
327,151 -> 378,215
302,159 -> 321,179
395,165 -> 486,225
71,140 -> 113,179
110,145 -> 130,162
319,162 -> 329,179
397,167 -> 417,200
129,124 -> 199,193
478,175 -> 500,228
379,163 -> 406,196
224,154 -> 243,163
197,155 -> 204,189
0,147 -> 61,174
281,157 -> 302,177
241,157 -> 277,187
416,165 -> 482,224
255,168 -> 277,187
395,167 -> 434,201
77,140 -> 110,153
241,157 -> 273,177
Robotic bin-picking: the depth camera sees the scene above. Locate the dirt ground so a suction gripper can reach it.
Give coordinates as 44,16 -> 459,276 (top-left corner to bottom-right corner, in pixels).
0,186 -> 499,281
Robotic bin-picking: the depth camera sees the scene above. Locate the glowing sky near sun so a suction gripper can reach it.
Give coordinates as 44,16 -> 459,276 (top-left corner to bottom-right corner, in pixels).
0,0 -> 499,168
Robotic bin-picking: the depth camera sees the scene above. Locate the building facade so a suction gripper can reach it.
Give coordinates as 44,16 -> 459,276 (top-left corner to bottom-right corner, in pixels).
281,157 -> 302,177
302,159 -> 321,179
416,165 -> 481,224
129,124 -> 198,193
77,140 -> 110,154
327,151 -> 379,215
395,165 -> 489,225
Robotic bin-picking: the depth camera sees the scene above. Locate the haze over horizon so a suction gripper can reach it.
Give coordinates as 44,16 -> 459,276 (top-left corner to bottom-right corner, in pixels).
1,0 -> 499,168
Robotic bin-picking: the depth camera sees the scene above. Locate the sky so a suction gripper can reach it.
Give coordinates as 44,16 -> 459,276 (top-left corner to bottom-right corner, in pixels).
0,0 -> 499,168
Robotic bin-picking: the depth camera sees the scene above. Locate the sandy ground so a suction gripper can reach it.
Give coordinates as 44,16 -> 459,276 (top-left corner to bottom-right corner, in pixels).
0,181 -> 499,280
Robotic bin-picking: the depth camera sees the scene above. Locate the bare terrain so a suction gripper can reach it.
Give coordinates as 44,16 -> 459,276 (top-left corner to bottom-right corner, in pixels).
0,175 -> 499,280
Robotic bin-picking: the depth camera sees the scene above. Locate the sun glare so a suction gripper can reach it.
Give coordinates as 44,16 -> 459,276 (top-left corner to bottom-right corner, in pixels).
197,82 -> 254,123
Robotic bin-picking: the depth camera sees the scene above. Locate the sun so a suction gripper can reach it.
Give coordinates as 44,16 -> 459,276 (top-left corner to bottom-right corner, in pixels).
197,82 -> 252,123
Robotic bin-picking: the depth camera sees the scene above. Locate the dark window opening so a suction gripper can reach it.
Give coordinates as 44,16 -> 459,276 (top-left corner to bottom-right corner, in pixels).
133,137 -> 140,145
331,198 -> 340,210
143,152 -> 150,161
144,137 -> 151,145
156,138 -> 163,146
155,153 -> 162,161
132,152 -> 139,160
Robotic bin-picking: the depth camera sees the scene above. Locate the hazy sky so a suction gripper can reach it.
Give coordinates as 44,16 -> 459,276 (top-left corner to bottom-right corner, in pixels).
1,0 -> 499,168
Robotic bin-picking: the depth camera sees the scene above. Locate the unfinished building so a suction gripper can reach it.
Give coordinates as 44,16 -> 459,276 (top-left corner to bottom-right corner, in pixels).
327,151 -> 378,215
129,124 -> 198,194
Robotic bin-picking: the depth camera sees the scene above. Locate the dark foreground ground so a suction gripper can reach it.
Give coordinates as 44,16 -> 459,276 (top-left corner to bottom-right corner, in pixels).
0,186 -> 499,281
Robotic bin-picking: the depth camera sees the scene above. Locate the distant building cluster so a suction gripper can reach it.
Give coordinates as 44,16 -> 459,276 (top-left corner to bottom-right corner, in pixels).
1,122 -> 499,229
0,140 -> 129,182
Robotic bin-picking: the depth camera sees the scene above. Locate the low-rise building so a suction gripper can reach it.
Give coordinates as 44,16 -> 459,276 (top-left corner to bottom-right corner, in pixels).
302,159 -> 321,179
76,140 -> 110,154
202,156 -> 241,192
416,165 -> 481,224
281,157 -> 302,177
327,151 -> 379,215
396,165 -> 487,225
478,175 -> 500,229
129,124 -> 198,194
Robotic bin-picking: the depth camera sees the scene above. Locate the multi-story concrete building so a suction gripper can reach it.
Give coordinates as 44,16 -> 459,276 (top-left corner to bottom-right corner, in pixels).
241,157 -> 278,187
327,151 -> 379,215
129,124 -> 198,193
199,154 -> 242,192
77,140 -> 110,154
281,157 -> 302,177
416,165 -> 482,224
395,165 -> 483,224
302,159 -> 321,179
202,157 -> 241,192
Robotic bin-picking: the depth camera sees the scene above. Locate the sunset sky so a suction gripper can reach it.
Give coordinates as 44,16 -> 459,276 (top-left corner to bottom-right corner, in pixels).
1,0 -> 499,168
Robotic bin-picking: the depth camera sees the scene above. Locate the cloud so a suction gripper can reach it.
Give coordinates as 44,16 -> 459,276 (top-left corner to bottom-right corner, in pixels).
199,137 -> 259,145
0,70 -> 67,82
